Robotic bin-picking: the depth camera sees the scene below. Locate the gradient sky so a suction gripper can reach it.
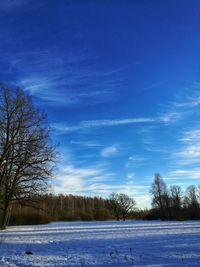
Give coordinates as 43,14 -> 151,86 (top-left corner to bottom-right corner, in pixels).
1,0 -> 200,207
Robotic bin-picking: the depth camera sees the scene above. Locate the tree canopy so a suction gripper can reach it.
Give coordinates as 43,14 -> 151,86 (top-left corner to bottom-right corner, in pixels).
0,84 -> 56,229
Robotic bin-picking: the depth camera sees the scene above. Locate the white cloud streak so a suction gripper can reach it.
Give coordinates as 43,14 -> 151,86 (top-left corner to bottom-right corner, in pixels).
174,128 -> 200,165
101,145 -> 119,158
1,26 -> 124,106
53,164 -> 149,207
54,164 -> 112,194
52,117 -> 155,133
70,140 -> 102,148
168,169 -> 200,179
157,85 -> 200,125
52,86 -> 200,134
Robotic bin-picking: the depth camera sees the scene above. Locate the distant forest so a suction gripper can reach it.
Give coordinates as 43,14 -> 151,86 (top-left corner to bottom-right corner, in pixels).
9,175 -> 200,226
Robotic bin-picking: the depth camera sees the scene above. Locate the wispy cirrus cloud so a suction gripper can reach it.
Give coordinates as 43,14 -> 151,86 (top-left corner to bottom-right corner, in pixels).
54,164 -> 114,194
52,117 -> 155,133
8,48 -> 121,106
173,127 -> 200,165
0,17 -> 125,107
53,163 -> 149,203
128,155 -> 146,162
158,103 -> 188,125
127,173 -> 135,181
168,168 -> 200,180
175,146 -> 200,165
126,155 -> 147,168
101,145 -> 119,158
138,86 -> 200,154
157,83 -> 200,125
159,112 -> 184,124
52,86 -> 200,135
178,129 -> 200,144
176,82 -> 200,108
70,140 -> 102,148
80,118 -> 155,127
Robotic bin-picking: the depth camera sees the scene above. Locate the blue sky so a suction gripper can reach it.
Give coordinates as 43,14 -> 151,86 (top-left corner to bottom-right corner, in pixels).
1,0 -> 200,207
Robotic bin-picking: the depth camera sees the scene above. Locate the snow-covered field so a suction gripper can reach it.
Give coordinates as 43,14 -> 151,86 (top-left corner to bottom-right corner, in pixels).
0,220 -> 200,267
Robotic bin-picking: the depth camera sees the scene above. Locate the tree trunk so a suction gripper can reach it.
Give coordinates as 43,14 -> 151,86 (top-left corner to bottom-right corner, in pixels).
0,204 -> 8,229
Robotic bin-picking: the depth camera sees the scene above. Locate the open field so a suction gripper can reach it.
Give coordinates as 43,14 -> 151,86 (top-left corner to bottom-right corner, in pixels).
0,220 -> 200,267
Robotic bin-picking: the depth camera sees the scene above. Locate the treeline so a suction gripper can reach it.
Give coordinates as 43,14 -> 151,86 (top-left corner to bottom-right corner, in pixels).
8,175 -> 200,226
150,173 -> 200,220
9,193 -> 136,225
9,195 -> 110,225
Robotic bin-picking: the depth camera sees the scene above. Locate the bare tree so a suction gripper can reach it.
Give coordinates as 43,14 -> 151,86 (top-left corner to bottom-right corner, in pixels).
184,186 -> 199,209
150,173 -> 167,219
170,185 -> 182,219
117,193 -> 136,221
109,193 -> 136,221
183,185 -> 200,219
0,84 -> 56,229
109,193 -> 121,220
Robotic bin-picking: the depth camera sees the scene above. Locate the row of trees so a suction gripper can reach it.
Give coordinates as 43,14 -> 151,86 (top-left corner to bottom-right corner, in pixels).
9,193 -> 136,225
151,173 -> 200,220
5,173 -> 200,226
0,85 -> 56,229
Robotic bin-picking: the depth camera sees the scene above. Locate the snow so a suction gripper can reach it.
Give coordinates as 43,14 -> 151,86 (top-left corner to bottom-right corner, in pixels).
0,220 -> 200,266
